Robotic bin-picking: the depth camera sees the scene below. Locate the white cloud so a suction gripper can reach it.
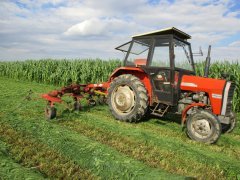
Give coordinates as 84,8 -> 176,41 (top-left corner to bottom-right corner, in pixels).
64,18 -> 107,36
0,0 -> 240,61
64,18 -> 138,37
229,41 -> 240,47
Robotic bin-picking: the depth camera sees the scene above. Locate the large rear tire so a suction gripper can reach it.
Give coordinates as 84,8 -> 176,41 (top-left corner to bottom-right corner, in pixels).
186,110 -> 221,144
107,74 -> 148,122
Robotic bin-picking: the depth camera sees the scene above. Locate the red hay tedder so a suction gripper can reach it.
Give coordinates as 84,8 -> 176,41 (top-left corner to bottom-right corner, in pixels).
42,27 -> 236,144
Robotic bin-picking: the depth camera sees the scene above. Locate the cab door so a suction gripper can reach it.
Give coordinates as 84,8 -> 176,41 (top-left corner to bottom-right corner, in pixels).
143,37 -> 175,105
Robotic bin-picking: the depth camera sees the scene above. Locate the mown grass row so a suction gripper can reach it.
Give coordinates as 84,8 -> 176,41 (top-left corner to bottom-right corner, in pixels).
0,59 -> 239,111
0,141 -> 44,179
86,106 -> 240,158
0,113 -> 179,180
55,107 -> 240,179
58,118 -> 224,179
0,123 -> 95,179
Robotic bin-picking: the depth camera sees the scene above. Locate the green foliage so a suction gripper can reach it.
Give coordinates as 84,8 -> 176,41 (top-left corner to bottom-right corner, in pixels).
0,59 -> 239,111
0,59 -> 121,85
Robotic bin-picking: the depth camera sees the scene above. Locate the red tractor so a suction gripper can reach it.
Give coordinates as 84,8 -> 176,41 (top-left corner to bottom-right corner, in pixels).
42,27 -> 236,144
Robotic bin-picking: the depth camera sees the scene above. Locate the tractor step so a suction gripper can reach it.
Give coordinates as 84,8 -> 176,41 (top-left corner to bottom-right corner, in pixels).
151,103 -> 169,117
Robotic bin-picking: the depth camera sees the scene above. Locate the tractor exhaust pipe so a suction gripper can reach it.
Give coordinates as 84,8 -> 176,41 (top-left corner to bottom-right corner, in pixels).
204,45 -> 211,77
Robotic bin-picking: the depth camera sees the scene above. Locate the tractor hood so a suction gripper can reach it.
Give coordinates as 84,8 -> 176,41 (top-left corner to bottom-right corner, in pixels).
180,75 -> 228,115
180,75 -> 226,93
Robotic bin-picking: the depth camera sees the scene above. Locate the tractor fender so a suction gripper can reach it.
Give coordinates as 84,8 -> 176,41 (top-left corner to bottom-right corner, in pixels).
181,103 -> 207,126
108,67 -> 153,104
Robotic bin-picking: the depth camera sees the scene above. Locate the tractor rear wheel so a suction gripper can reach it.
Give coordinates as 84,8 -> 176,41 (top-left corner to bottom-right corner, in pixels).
186,110 -> 221,144
107,74 -> 148,122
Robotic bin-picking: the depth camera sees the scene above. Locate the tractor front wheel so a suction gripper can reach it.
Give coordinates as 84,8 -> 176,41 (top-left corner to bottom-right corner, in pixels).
107,74 -> 148,122
186,110 -> 221,144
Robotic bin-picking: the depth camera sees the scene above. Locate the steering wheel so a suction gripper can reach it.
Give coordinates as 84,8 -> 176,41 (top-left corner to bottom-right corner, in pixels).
157,72 -> 168,82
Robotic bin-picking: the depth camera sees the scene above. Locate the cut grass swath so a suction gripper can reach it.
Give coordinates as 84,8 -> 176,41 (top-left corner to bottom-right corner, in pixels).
0,141 -> 44,179
0,119 -> 182,180
0,123 -> 96,179
56,110 -> 240,179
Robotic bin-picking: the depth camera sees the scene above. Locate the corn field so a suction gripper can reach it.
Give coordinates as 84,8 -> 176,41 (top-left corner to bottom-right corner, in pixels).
0,59 -> 121,85
0,59 -> 239,111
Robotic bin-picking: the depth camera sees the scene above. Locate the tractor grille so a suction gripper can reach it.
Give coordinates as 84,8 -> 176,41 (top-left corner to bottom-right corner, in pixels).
225,83 -> 235,115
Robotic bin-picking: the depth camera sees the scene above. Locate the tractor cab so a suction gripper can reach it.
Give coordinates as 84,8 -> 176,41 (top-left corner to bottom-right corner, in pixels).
116,27 -> 195,105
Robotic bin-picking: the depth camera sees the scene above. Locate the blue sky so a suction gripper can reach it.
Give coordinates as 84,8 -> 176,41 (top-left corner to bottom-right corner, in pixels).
0,0 -> 240,61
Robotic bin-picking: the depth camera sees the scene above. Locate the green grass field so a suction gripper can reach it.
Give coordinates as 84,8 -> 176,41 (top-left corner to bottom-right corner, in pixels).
0,76 -> 240,179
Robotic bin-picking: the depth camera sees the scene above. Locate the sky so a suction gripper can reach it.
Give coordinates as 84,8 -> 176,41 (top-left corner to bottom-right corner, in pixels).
0,0 -> 240,61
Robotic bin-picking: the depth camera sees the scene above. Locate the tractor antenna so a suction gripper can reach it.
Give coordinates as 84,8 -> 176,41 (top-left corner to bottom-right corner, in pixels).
204,45 -> 211,77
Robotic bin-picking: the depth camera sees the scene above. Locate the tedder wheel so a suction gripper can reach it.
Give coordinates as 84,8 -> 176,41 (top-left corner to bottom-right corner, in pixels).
186,110 -> 221,144
45,106 -> 57,120
73,101 -> 82,111
107,74 -> 148,122
88,99 -> 96,106
221,111 -> 237,133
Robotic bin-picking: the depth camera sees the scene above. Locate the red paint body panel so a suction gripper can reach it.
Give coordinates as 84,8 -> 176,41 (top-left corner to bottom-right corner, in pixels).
42,94 -> 62,103
109,67 -> 153,104
181,75 -> 226,115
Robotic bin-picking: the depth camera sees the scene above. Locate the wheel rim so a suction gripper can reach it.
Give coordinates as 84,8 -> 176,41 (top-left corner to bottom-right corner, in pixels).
111,85 -> 135,115
191,118 -> 213,138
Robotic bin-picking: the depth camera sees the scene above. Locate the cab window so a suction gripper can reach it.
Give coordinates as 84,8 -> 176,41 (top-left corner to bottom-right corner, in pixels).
150,39 -> 170,67
174,39 -> 194,71
126,39 -> 151,66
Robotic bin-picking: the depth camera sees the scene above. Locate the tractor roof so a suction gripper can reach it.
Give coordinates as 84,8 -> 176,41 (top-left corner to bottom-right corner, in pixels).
132,27 -> 191,40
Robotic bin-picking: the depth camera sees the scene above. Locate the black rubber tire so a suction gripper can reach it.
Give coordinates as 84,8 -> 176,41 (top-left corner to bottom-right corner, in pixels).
45,106 -> 57,120
222,111 -> 237,133
186,110 -> 221,144
107,74 -> 148,122
73,101 -> 82,111
88,99 -> 96,106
